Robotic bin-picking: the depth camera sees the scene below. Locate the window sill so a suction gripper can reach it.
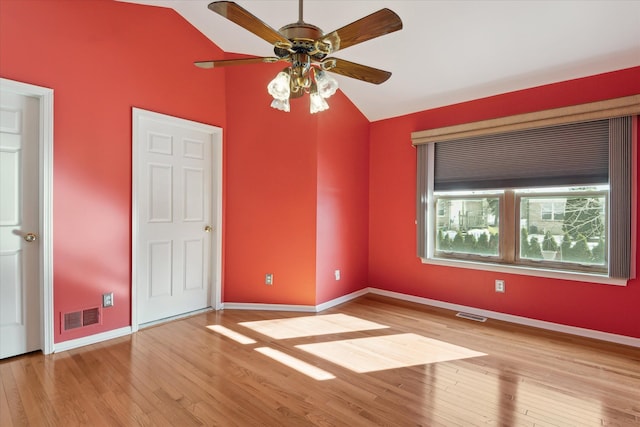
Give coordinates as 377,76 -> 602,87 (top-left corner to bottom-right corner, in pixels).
420,257 -> 628,286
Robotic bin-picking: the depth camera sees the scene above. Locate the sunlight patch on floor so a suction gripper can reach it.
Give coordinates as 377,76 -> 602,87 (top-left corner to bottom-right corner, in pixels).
239,313 -> 389,339
254,347 -> 336,381
296,333 -> 487,373
206,324 -> 256,344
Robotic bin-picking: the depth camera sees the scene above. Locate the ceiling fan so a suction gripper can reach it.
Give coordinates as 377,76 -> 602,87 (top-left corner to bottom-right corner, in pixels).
195,0 -> 403,113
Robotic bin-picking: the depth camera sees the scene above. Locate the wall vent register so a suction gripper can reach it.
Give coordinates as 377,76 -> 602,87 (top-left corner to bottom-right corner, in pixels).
62,307 -> 100,331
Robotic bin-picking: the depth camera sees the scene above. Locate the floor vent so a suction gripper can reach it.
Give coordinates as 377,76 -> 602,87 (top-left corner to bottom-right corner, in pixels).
63,307 -> 101,331
456,312 -> 487,322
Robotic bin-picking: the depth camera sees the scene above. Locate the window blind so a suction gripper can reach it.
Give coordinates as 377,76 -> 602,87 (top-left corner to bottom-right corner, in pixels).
416,145 -> 429,258
609,116 -> 633,279
433,120 -> 609,191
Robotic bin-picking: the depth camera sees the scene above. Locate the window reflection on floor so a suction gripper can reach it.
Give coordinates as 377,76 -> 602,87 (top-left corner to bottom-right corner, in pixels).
296,333 -> 487,373
238,313 -> 389,339
206,324 -> 256,344
254,347 -> 335,381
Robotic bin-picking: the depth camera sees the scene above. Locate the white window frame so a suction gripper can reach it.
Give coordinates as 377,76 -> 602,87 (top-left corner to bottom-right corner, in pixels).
433,192 -> 503,262
426,183 -> 616,282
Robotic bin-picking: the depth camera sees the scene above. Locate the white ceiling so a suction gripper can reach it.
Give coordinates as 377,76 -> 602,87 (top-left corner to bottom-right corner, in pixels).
123,0 -> 640,121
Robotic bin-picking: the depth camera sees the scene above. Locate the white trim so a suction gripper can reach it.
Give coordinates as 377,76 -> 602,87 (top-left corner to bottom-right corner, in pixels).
223,288 -> 369,313
139,307 -> 213,329
54,327 -> 132,353
0,78 -> 54,355
368,288 -> 640,348
223,303 -> 318,312
131,108 -> 139,332
211,128 -> 224,311
419,257 -> 628,286
315,288 -> 369,312
131,108 -> 223,332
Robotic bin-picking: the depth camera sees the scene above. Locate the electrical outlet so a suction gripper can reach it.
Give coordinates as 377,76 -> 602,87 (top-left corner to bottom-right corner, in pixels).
334,270 -> 341,280
265,273 -> 273,285
495,280 -> 505,293
102,292 -> 114,307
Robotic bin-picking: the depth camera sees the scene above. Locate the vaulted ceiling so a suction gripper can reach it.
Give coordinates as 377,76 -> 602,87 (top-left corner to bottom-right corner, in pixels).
122,1 -> 640,121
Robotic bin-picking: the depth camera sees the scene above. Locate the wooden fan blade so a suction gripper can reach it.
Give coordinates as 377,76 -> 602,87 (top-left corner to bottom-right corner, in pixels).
320,9 -> 402,53
208,1 -> 291,48
324,58 -> 392,85
194,57 -> 282,69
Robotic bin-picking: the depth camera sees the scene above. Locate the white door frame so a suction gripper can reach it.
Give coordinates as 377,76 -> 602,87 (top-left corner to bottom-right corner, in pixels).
131,108 -> 223,332
0,78 -> 54,355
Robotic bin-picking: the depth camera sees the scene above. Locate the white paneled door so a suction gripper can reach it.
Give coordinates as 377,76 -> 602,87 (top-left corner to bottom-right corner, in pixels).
133,109 -> 222,326
0,91 -> 41,359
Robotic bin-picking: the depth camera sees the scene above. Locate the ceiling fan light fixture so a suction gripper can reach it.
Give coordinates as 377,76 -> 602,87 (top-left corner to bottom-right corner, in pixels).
267,66 -> 334,113
315,70 -> 338,99
267,71 -> 291,101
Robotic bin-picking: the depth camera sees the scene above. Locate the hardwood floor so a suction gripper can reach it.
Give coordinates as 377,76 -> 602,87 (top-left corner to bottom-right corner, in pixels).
2,294 -> 639,426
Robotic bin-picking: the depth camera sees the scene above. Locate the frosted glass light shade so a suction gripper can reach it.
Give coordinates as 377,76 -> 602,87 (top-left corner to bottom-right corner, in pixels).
315,70 -> 338,99
310,92 -> 329,114
270,98 -> 290,112
267,71 -> 291,101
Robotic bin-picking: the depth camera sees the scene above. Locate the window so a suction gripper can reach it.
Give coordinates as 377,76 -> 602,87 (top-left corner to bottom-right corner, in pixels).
415,115 -> 635,280
519,189 -> 607,272
433,188 -> 608,273
435,194 -> 500,258
539,200 -> 565,221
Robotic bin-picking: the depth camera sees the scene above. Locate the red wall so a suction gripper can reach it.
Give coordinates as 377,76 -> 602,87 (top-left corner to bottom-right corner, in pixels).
223,59 -> 370,305
0,0 -> 226,343
369,67 -> 640,338
316,92 -> 370,303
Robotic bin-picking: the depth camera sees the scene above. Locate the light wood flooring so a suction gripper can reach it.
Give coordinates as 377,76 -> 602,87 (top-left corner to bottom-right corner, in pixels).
1,294 -> 639,426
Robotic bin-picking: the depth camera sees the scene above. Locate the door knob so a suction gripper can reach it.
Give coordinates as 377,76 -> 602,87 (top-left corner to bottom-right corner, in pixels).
204,225 -> 212,233
24,233 -> 38,243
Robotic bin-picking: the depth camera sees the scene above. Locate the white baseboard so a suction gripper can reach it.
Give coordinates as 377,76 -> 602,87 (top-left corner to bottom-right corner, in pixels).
315,288 -> 369,312
223,288 -> 369,313
222,302 -> 317,312
54,326 -> 132,353
368,288 -> 640,348
139,307 -> 213,329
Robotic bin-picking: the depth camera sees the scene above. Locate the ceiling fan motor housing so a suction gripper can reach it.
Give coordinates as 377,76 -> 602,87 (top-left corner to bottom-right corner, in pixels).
275,22 -> 328,60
